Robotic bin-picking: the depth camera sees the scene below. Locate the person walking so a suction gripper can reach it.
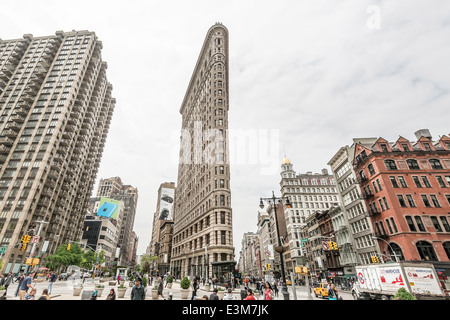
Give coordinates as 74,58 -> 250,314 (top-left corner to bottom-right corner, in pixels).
244,288 -> 256,300
264,282 -> 273,300
47,272 -> 56,295
18,272 -> 35,300
223,288 -> 237,300
14,272 -> 24,297
3,272 -> 13,296
117,273 -> 121,285
106,289 -> 116,300
272,281 -> 279,298
130,279 -> 145,300
158,277 -> 165,300
191,277 -> 199,300
209,287 -> 219,300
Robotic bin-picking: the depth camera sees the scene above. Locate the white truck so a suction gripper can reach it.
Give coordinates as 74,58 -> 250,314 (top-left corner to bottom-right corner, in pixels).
351,262 -> 447,300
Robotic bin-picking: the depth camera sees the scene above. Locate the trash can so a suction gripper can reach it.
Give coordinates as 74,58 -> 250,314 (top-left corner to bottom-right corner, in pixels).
240,289 -> 247,300
81,290 -> 93,300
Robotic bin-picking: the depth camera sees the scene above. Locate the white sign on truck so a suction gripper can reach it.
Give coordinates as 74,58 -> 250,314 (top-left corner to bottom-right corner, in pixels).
353,262 -> 446,300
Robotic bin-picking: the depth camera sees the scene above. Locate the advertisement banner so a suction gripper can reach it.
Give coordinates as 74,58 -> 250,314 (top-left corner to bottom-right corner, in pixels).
376,266 -> 405,291
97,197 -> 121,219
267,245 -> 274,260
404,267 -> 443,295
159,188 -> 175,220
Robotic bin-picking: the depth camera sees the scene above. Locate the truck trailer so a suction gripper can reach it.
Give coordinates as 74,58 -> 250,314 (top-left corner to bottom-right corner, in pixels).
352,262 -> 447,300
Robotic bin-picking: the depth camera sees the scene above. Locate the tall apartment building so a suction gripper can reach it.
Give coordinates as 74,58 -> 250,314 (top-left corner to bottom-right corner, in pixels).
0,30 -> 115,273
353,129 -> 450,291
95,177 -> 138,266
328,141 -> 381,269
280,157 -> 340,274
257,210 -> 274,280
148,182 -> 176,273
239,232 -> 260,277
171,23 -> 234,282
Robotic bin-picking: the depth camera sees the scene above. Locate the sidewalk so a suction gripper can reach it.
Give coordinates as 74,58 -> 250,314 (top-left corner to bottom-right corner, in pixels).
3,279 -> 266,300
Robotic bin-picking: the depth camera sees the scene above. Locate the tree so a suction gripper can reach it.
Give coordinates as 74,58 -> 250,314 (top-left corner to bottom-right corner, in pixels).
44,243 -> 84,271
394,287 -> 416,300
139,254 -> 158,273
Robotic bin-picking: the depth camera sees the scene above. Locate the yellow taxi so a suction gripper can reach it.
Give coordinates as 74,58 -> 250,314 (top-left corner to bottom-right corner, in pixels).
286,280 -> 292,285
314,283 -> 328,298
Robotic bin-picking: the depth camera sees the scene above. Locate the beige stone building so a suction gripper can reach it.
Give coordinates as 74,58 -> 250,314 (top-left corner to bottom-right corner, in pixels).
170,23 -> 234,282
0,30 -> 114,273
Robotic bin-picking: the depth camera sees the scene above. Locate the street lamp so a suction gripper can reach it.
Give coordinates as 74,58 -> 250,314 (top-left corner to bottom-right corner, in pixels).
259,191 -> 291,300
371,236 -> 400,262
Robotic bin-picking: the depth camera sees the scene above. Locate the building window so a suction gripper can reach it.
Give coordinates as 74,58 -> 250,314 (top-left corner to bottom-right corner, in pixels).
416,241 -> 438,261
430,195 -> 440,207
390,217 -> 398,233
413,176 -> 422,188
384,160 -> 397,170
397,195 -> 407,207
368,164 -> 375,175
406,195 -> 416,207
421,195 -> 432,207
390,177 -> 399,188
436,176 -> 446,188
414,216 -> 426,232
406,159 -> 420,170
440,217 -> 450,232
398,176 -> 408,188
429,159 -> 443,170
380,144 -> 388,152
421,176 -> 432,188
431,216 -> 443,232
405,216 -> 417,232
402,143 -> 411,151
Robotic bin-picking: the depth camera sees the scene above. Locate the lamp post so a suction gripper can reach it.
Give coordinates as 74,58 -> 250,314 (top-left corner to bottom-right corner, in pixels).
371,236 -> 400,262
259,191 -> 291,300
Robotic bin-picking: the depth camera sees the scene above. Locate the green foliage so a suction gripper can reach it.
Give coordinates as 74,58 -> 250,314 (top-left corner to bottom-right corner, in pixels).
168,275 -> 173,283
139,255 -> 158,273
394,287 -> 416,300
181,276 -> 191,289
44,243 -> 84,269
142,276 -> 147,287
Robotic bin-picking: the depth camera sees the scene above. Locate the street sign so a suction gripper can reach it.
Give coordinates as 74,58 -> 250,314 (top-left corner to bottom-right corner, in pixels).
301,238 -> 309,243
0,246 -> 6,254
32,236 -> 39,243
322,241 -> 330,251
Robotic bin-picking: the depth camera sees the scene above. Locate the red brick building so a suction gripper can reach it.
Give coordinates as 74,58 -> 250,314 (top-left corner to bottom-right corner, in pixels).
353,130 -> 450,292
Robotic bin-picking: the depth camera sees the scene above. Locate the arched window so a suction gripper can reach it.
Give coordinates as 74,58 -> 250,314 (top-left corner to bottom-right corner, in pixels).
416,241 -> 438,261
443,242 -> 450,260
387,243 -> 404,261
429,159 -> 443,170
384,160 -> 397,170
406,159 -> 420,170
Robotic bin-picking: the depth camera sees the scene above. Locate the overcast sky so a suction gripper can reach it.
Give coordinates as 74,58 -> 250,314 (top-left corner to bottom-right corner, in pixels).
1,1 -> 449,260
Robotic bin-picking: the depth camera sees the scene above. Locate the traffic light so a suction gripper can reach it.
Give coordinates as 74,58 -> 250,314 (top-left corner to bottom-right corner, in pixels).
329,241 -> 338,250
21,235 -> 31,244
20,243 -> 27,251
302,267 -> 308,274
371,256 -> 380,263
66,243 -> 71,250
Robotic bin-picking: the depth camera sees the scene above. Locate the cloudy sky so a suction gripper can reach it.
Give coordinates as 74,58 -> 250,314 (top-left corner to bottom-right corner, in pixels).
1,0 -> 449,258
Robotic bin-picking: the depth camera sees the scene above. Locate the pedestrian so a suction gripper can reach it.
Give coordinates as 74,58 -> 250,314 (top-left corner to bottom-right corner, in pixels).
130,279 -> 145,300
0,274 -> 5,287
117,273 -> 121,285
264,282 -> 273,300
223,288 -> 237,300
191,277 -> 199,300
47,272 -> 56,295
327,282 -> 337,300
158,277 -> 165,299
3,272 -> 13,296
106,289 -> 116,300
24,288 -> 37,300
37,289 -> 50,300
209,288 -> 219,300
244,288 -> 256,300
195,295 -> 209,300
18,272 -> 35,300
273,281 -> 279,297
14,272 -> 24,297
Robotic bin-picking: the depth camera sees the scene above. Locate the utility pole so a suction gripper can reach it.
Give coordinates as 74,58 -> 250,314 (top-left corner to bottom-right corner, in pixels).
28,221 -> 48,273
